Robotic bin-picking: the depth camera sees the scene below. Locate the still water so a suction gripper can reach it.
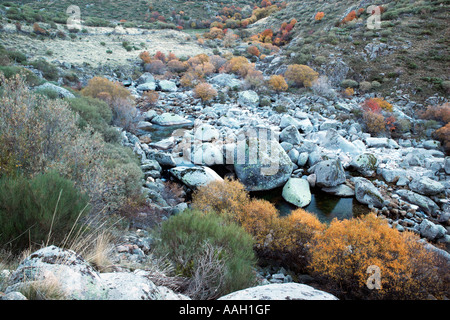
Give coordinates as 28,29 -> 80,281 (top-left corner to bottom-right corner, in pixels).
252,187 -> 369,224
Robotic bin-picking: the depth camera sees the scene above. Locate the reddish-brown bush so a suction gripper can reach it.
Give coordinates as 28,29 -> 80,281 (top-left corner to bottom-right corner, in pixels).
194,83 -> 217,102
247,45 -> 260,57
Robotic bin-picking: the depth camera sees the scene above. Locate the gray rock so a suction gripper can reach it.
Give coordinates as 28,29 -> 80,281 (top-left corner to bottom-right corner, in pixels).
218,283 -> 338,300
99,271 -> 162,300
322,129 -> 362,155
141,159 -> 162,172
297,152 -> 309,167
365,137 -> 389,148
136,82 -> 157,92
34,82 -> 75,99
313,159 -> 346,188
0,291 -> 28,300
353,177 -> 385,208
136,72 -> 155,85
238,90 -> 260,108
280,125 -> 302,145
136,121 -> 153,131
233,130 -> 294,191
423,140 -> 441,150
409,177 -> 445,196
395,190 -> 439,215
351,153 -> 378,176
322,184 -> 355,197
193,123 -> 220,142
444,157 -> 450,174
158,80 -> 177,92
418,219 -> 446,241
210,73 -> 242,90
282,178 -> 312,207
151,113 -> 192,126
169,166 -> 223,189
6,246 -> 108,300
320,120 -> 340,131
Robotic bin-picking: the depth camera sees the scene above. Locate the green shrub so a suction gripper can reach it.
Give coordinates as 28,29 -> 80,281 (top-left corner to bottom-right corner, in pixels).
29,59 -> 59,81
66,96 -> 119,143
0,171 -> 90,251
154,210 -> 257,300
0,65 -> 43,86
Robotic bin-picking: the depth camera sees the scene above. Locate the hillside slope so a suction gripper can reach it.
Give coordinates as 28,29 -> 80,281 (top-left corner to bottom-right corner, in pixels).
256,0 -> 449,104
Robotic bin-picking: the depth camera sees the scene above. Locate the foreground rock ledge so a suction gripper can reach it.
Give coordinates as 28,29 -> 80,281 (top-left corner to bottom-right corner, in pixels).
218,283 -> 338,300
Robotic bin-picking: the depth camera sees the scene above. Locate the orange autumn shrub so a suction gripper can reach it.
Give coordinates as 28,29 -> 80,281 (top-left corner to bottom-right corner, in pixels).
236,199 -> 278,247
193,83 -> 217,103
343,87 -> 354,97
225,56 -> 253,77
247,45 -> 261,57
81,77 -> 136,129
315,12 -> 325,21
139,51 -> 152,64
142,90 -> 159,105
308,214 -> 449,299
435,123 -> 450,154
81,77 -> 131,101
341,10 -> 357,24
363,110 -> 386,134
284,64 -> 319,88
191,178 -> 326,272
268,74 -> 288,92
191,177 -> 250,218
421,102 -> 450,123
262,209 -> 326,272
180,70 -> 202,88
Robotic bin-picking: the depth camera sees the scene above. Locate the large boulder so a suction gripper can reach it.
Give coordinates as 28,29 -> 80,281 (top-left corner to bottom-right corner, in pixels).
5,246 -> 107,300
395,189 -> 439,215
99,271 -> 189,300
193,123 -> 221,142
238,90 -> 260,108
279,125 -> 302,145
418,219 -> 447,241
5,246 -> 189,300
353,177 -> 386,208
322,129 -> 362,155
136,72 -> 155,85
350,153 -> 378,176
313,159 -> 346,188
158,80 -> 177,92
233,129 -> 294,191
210,73 -> 242,90
151,113 -> 192,126
282,178 -> 312,207
218,283 -> 338,300
136,82 -> 157,92
409,177 -> 445,196
34,82 -> 75,99
169,166 -> 223,189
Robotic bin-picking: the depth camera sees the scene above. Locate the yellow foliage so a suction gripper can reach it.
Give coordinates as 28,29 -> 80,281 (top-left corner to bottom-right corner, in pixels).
284,64 -> 319,88
81,77 -> 131,102
268,75 -> 288,92
373,97 -> 393,112
193,83 -> 217,102
309,214 -> 448,299
192,177 -> 250,217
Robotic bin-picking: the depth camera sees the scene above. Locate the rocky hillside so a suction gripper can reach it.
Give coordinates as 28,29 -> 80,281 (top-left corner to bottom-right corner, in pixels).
258,0 -> 449,104
0,0 -> 449,301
